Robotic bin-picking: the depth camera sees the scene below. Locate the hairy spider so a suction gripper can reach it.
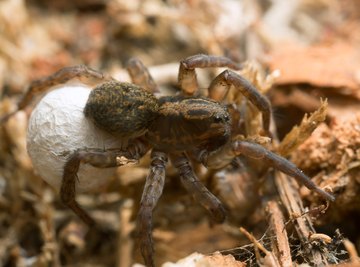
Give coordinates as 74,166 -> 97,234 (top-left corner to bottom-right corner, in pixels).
1,54 -> 335,267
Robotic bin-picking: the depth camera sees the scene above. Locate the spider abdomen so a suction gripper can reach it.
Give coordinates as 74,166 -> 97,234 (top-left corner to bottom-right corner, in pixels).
146,96 -> 231,152
84,81 -> 159,139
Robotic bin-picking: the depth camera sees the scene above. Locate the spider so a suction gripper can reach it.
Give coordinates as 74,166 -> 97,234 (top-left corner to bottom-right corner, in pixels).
1,54 -> 335,267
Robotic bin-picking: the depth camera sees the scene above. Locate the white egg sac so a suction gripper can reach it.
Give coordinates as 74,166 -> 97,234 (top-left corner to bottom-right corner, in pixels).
27,85 -> 124,192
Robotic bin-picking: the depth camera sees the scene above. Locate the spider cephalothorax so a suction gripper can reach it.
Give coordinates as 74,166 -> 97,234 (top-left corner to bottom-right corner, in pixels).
1,54 -> 335,267
146,96 -> 231,152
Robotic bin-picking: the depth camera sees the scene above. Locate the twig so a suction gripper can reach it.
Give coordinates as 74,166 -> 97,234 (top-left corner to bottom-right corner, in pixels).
275,172 -> 329,265
266,201 -> 292,267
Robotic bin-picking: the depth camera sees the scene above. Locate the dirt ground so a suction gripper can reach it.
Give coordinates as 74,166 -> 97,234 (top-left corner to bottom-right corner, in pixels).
0,0 -> 360,266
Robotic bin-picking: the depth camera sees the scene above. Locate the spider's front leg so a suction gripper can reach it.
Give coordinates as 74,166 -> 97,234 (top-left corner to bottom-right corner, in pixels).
137,151 -> 167,267
205,140 -> 335,202
178,54 -> 242,96
61,142 -> 149,226
170,153 -> 226,223
178,54 -> 271,136
208,70 -> 272,136
233,141 -> 335,201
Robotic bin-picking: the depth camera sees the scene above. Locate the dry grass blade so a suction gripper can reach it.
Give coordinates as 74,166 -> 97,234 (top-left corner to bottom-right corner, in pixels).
239,227 -> 280,267
277,99 -> 328,157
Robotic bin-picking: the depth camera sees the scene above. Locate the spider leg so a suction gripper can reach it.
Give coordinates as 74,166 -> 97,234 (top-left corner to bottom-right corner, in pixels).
137,151 -> 167,267
61,142 -> 149,226
126,57 -> 159,93
170,153 -> 226,223
206,140 -> 335,202
209,70 -> 272,136
1,65 -> 112,123
178,54 -> 242,96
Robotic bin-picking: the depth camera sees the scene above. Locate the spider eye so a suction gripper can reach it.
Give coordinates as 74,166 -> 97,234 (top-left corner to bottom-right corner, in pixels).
214,116 -> 222,122
214,114 -> 229,123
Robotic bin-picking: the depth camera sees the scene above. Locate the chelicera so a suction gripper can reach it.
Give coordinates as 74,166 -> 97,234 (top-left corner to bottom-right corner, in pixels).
2,54 -> 335,267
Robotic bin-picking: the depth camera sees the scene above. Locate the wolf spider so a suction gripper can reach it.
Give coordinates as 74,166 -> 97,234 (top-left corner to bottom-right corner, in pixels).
2,54 -> 335,267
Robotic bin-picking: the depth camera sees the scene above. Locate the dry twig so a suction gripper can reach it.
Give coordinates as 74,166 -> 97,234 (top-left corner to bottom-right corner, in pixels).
266,201 -> 292,267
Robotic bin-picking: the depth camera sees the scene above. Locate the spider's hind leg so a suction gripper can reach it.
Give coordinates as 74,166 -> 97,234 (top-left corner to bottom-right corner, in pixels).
61,143 -> 148,226
1,65 -> 112,123
126,57 -> 159,93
